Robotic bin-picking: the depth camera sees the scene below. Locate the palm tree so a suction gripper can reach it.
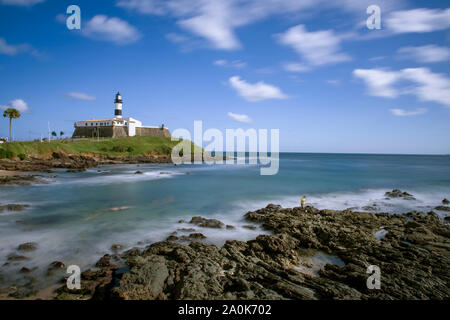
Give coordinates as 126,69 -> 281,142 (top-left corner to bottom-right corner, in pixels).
3,108 -> 21,142
60,131 -> 64,138
51,131 -> 57,139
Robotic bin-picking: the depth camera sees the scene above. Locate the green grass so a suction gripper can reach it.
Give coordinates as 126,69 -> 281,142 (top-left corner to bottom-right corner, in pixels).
0,136 -> 203,159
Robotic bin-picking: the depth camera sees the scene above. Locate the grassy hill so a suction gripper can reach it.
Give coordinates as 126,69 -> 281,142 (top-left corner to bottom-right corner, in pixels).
0,136 -> 202,159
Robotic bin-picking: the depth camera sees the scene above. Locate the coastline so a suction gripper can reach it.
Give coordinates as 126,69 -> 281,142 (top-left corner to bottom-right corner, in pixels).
48,203 -> 450,300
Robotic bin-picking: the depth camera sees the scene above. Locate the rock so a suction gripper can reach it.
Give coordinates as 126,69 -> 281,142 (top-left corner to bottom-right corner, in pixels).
189,216 -> 224,229
20,267 -> 31,273
242,225 -> 257,230
8,254 -> 30,261
54,204 -> 450,301
384,189 -> 416,200
443,198 -> 449,205
48,261 -> 65,271
111,244 -> 123,251
0,204 -> 30,213
95,254 -> 118,269
178,219 -> 186,223
188,233 -> 206,239
17,242 -> 38,251
177,228 -> 196,232
135,171 -> 144,175
435,206 -> 450,212
444,216 -> 450,222
226,225 -> 235,230
166,235 -> 179,241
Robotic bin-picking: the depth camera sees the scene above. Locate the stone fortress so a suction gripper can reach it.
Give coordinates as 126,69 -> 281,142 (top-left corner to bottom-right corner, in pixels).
72,92 -> 171,139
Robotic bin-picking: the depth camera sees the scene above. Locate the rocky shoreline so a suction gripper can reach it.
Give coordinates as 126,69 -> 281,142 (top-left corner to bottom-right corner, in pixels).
50,202 -> 450,300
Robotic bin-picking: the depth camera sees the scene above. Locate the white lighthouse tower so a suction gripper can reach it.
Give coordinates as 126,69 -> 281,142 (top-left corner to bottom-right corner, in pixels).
114,92 -> 123,119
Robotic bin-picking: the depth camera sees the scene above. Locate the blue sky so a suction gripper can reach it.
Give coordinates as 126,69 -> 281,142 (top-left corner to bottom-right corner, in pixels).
0,0 -> 449,154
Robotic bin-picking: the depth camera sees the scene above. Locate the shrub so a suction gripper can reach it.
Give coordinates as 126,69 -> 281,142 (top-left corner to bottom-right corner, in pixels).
111,145 -> 127,152
127,146 -> 134,153
154,145 -> 172,155
0,149 -> 14,159
101,147 -> 108,152
17,153 -> 27,160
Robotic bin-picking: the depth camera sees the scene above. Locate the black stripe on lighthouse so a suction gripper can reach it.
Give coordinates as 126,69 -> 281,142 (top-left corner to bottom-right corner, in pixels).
115,109 -> 122,116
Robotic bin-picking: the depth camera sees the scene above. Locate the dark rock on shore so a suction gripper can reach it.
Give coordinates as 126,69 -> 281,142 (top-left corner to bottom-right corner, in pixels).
0,204 -> 29,213
443,199 -> 449,205
189,216 -> 224,229
47,261 -> 65,275
66,168 -> 86,173
135,171 -> 144,175
435,206 -> 450,212
0,175 -> 48,186
384,189 -> 416,200
55,203 -> 450,300
17,242 -> 37,251
8,254 -> 30,261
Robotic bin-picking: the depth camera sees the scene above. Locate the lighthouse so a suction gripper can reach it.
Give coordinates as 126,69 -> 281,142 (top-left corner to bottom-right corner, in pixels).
114,92 -> 123,119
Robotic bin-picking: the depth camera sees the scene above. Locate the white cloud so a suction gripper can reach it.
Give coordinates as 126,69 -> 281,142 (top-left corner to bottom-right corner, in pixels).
354,67 -> 450,107
353,69 -> 401,98
116,0 -> 404,51
390,108 -> 427,117
213,59 -> 246,68
277,25 -> 350,68
66,92 -> 96,101
0,38 -> 42,57
0,0 -> 44,6
397,45 -> 450,63
227,112 -> 252,123
386,8 -> 450,34
0,99 -> 29,113
229,76 -> 288,102
401,68 -> 450,107
83,15 -> 142,45
282,62 -> 311,73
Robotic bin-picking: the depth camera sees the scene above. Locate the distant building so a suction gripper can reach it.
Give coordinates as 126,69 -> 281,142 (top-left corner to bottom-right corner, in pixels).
72,92 -> 170,139
0,137 -> 7,144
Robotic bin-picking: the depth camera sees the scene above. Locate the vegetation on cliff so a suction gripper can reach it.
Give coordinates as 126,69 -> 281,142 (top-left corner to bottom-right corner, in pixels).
0,136 -> 201,159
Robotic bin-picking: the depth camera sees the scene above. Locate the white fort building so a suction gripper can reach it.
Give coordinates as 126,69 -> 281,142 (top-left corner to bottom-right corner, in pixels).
72,92 -> 170,139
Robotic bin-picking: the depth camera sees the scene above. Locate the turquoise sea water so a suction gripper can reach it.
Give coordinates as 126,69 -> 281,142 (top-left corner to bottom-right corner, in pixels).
1,153 -> 449,290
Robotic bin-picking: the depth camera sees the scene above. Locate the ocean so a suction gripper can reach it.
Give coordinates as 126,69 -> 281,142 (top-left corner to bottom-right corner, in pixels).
1,153 -> 449,290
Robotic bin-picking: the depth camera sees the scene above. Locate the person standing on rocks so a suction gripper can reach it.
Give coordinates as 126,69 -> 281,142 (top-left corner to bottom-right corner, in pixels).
301,196 -> 306,208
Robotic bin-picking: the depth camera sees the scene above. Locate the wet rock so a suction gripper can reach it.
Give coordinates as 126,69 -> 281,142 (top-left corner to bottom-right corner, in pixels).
18,242 -> 37,252
188,233 -> 206,239
166,235 -> 179,241
435,206 -> 450,212
443,198 -> 449,205
54,204 -> 450,300
20,267 -> 31,273
111,244 -> 124,252
189,216 -> 224,229
0,204 -> 30,213
384,189 -> 416,200
242,225 -> 257,230
226,225 -> 235,230
8,254 -> 30,261
48,261 -> 65,274
96,254 -> 118,269
178,219 -> 186,223
135,171 -> 144,175
177,228 -> 196,232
